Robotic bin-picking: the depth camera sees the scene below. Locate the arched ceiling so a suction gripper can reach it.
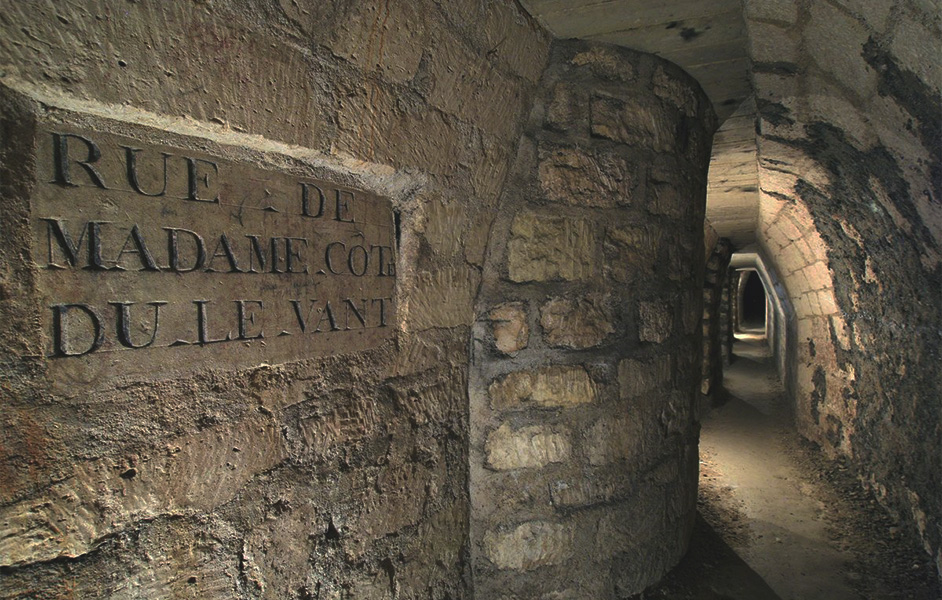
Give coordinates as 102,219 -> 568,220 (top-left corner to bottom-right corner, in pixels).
520,0 -> 762,248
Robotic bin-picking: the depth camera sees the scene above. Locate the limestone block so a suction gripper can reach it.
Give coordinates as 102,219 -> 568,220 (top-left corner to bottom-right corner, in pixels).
489,365 -> 596,411
483,520 -> 573,571
571,47 -> 636,82
423,198 -> 465,259
619,354 -> 673,398
544,83 -> 584,132
585,415 -> 643,466
539,294 -> 615,349
404,266 -> 481,331
653,66 -> 698,117
638,302 -> 673,343
485,423 -> 571,470
604,225 -> 662,283
489,302 -> 529,354
648,181 -> 690,219
507,212 -> 596,282
590,94 -> 676,153
538,145 -> 634,207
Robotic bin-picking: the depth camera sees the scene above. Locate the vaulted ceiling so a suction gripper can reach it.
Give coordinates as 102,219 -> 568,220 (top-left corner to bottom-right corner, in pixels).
520,0 -> 761,248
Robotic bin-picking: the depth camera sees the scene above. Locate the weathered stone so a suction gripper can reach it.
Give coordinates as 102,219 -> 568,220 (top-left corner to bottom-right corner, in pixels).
404,266 -> 481,331
585,415 -> 643,466
590,94 -> 676,153
571,47 -> 636,82
507,212 -> 596,282
653,66 -> 698,117
485,423 -> 571,470
483,520 -> 573,571
489,302 -> 529,354
619,354 -> 673,398
539,294 -> 615,349
544,83 -> 582,132
489,365 -> 596,411
604,225 -> 662,283
638,302 -> 673,343
538,145 -> 634,207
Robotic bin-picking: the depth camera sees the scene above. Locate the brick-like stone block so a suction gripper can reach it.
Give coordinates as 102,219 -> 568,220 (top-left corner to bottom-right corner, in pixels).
489,366 -> 596,411
483,520 -> 573,571
590,94 -> 676,153
618,354 -> 672,398
544,83 -> 583,132
489,302 -> 529,354
571,47 -> 636,82
486,423 -> 571,470
538,146 -> 634,208
507,212 -> 596,282
653,66 -> 698,117
638,302 -> 673,343
585,415 -> 643,466
604,225 -> 662,283
539,294 -> 615,349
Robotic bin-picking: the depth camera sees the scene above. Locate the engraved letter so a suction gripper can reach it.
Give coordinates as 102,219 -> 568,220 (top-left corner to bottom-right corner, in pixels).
285,237 -> 308,273
335,189 -> 355,222
325,241 -> 346,275
235,300 -> 264,340
193,300 -> 230,344
41,219 -> 111,270
371,245 -> 395,276
50,303 -> 104,357
347,245 -> 369,277
246,235 -> 267,273
114,225 -> 160,271
185,157 -> 220,203
371,297 -> 391,327
343,298 -> 367,330
164,227 -> 207,272
123,147 -> 171,197
205,234 -> 242,272
300,182 -> 325,218
110,301 -> 167,348
51,133 -> 107,189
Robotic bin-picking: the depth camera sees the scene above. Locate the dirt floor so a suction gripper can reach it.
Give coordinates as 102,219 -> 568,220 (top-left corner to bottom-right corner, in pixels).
631,342 -> 941,600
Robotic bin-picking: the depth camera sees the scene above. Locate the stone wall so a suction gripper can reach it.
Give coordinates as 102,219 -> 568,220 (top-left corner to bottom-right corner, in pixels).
701,238 -> 731,407
745,0 -> 942,575
0,2 -> 548,598
469,41 -> 716,598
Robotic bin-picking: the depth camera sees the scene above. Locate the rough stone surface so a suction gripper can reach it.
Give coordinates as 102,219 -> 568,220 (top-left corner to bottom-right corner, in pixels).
590,94 -> 677,153
490,302 -> 530,354
489,365 -> 596,411
470,40 -> 714,598
539,294 -> 615,349
538,145 -> 634,207
485,423 -> 571,470
745,0 -> 942,575
0,2 -> 549,597
507,212 -> 596,282
639,301 -> 674,343
483,521 -> 573,571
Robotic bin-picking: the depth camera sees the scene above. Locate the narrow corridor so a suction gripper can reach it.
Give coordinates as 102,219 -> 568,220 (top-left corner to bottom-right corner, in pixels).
635,341 -> 940,600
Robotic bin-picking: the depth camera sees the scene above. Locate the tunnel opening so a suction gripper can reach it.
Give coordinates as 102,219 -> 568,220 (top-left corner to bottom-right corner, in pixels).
738,269 -> 767,332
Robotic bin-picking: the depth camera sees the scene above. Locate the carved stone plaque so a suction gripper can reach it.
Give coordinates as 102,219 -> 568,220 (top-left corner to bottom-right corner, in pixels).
32,128 -> 397,384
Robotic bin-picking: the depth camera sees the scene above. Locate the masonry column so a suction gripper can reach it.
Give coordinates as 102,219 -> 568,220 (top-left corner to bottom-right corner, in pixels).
469,40 -> 717,598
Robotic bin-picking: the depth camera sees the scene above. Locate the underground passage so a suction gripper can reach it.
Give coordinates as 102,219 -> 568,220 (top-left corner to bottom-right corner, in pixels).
0,1 -> 939,598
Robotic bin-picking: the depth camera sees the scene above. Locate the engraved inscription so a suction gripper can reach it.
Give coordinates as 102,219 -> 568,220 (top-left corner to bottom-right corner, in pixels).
34,128 -> 397,382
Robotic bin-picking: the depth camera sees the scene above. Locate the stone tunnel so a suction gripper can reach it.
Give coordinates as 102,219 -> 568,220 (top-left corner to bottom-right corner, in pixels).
0,0 -> 938,598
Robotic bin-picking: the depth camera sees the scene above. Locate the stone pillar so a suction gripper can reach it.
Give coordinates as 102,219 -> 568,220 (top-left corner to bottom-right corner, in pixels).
470,41 -> 716,598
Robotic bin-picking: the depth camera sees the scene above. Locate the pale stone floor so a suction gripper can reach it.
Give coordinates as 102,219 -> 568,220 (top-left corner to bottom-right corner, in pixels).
633,341 -> 941,600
